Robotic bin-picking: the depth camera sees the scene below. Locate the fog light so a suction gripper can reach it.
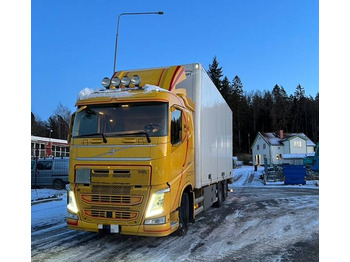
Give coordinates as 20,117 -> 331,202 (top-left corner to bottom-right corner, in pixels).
102,77 -> 111,88
131,75 -> 141,87
67,212 -> 78,220
111,77 -> 121,88
144,216 -> 166,225
121,76 -> 131,87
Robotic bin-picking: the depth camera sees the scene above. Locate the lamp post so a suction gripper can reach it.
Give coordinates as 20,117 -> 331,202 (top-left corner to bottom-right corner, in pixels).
48,129 -> 53,157
113,11 -> 164,74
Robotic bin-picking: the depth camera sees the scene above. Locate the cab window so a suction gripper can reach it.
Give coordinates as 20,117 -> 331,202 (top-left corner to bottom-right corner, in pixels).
171,109 -> 182,144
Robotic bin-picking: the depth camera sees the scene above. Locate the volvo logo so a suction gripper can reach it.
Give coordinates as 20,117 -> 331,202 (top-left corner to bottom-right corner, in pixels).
93,146 -> 132,158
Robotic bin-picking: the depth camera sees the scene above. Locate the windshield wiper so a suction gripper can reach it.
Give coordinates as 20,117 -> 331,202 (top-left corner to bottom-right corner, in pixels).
106,131 -> 151,143
75,133 -> 107,143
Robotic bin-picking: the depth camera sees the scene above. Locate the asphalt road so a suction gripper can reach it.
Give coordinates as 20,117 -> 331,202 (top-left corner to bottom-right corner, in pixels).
31,187 -> 319,262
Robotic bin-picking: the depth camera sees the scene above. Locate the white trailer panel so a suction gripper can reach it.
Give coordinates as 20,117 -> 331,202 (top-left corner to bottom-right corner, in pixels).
176,63 -> 233,188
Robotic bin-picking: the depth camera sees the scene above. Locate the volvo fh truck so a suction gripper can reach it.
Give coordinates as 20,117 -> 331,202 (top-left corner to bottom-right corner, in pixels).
66,63 -> 233,236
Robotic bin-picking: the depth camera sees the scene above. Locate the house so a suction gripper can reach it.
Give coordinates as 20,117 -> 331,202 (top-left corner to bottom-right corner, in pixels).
251,130 -> 316,166
31,135 -> 69,158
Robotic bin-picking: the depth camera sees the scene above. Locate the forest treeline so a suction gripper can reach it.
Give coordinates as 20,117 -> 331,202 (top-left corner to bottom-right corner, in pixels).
207,57 -> 319,154
31,57 -> 319,154
31,103 -> 71,141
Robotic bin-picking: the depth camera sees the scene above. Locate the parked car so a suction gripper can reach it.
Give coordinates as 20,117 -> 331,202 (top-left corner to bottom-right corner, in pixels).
31,157 -> 69,189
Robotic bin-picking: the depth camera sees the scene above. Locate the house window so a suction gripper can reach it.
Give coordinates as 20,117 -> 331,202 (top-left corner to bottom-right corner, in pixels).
293,141 -> 302,148
263,144 -> 266,149
257,145 -> 260,150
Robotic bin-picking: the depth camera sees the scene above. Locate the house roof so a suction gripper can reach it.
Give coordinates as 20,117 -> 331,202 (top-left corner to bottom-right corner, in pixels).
260,132 -> 316,147
31,135 -> 68,145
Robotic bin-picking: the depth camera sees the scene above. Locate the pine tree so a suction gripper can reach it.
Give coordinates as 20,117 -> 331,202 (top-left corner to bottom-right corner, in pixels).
271,84 -> 290,131
207,56 -> 223,90
231,75 -> 244,152
220,76 -> 231,104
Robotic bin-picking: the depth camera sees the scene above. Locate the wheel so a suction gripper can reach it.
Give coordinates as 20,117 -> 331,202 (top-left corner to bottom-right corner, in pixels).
213,182 -> 223,208
53,179 -> 65,190
222,180 -> 228,201
177,193 -> 189,236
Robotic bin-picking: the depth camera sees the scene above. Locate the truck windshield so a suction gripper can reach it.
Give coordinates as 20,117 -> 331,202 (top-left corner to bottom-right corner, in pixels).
72,102 -> 168,138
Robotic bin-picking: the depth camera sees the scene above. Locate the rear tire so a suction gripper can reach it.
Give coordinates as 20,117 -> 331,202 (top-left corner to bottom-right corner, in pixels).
222,180 -> 228,201
213,182 -> 223,208
177,193 -> 189,236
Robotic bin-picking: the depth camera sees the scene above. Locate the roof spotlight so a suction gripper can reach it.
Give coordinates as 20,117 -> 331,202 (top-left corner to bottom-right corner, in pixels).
111,77 -> 121,88
102,77 -> 111,88
121,76 -> 131,87
131,75 -> 142,87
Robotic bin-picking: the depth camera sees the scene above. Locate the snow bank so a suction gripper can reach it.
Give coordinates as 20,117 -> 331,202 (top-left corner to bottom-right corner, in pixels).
31,189 -> 65,202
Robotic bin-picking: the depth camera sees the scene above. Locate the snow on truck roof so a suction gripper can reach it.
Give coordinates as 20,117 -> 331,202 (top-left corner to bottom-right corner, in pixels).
76,85 -> 169,102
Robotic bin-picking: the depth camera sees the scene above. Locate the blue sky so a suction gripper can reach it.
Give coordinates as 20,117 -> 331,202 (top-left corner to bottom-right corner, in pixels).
32,0 -> 319,120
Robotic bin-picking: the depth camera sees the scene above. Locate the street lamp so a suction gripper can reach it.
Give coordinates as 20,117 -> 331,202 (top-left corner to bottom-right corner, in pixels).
113,11 -> 164,73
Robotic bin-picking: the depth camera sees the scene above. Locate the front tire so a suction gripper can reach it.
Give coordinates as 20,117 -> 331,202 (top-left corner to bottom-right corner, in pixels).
177,192 -> 189,236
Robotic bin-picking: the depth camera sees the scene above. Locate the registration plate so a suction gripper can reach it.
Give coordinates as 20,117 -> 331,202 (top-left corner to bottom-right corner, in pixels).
98,224 -> 120,233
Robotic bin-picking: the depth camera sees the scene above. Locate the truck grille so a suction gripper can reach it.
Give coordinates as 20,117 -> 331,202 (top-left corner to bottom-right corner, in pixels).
92,185 -> 131,195
84,209 -> 138,220
81,194 -> 143,205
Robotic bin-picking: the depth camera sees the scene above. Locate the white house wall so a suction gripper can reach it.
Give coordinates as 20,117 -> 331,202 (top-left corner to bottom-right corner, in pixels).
289,137 -> 307,154
270,145 -> 284,165
252,134 -> 270,165
307,145 -> 315,154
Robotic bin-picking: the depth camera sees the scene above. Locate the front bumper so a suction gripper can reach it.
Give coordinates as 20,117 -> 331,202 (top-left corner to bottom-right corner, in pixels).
67,216 -> 177,237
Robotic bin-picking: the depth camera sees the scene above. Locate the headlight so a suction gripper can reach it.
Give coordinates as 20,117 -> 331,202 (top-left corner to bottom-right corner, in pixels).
66,185 -> 79,214
75,168 -> 91,184
145,188 -> 170,218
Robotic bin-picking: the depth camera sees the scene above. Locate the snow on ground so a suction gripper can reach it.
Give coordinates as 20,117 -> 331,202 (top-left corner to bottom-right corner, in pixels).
231,165 -> 319,189
31,166 -> 317,230
31,166 -> 319,261
31,189 -> 66,202
31,189 -> 67,229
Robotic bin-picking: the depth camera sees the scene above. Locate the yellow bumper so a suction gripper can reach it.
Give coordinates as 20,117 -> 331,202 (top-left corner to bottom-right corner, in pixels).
67,218 -> 178,237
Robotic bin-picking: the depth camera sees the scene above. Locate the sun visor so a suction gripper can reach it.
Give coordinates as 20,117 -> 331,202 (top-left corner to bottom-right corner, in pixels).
112,65 -> 186,91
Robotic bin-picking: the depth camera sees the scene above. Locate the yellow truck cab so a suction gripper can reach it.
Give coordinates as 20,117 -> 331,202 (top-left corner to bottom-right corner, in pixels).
67,63 -> 232,236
